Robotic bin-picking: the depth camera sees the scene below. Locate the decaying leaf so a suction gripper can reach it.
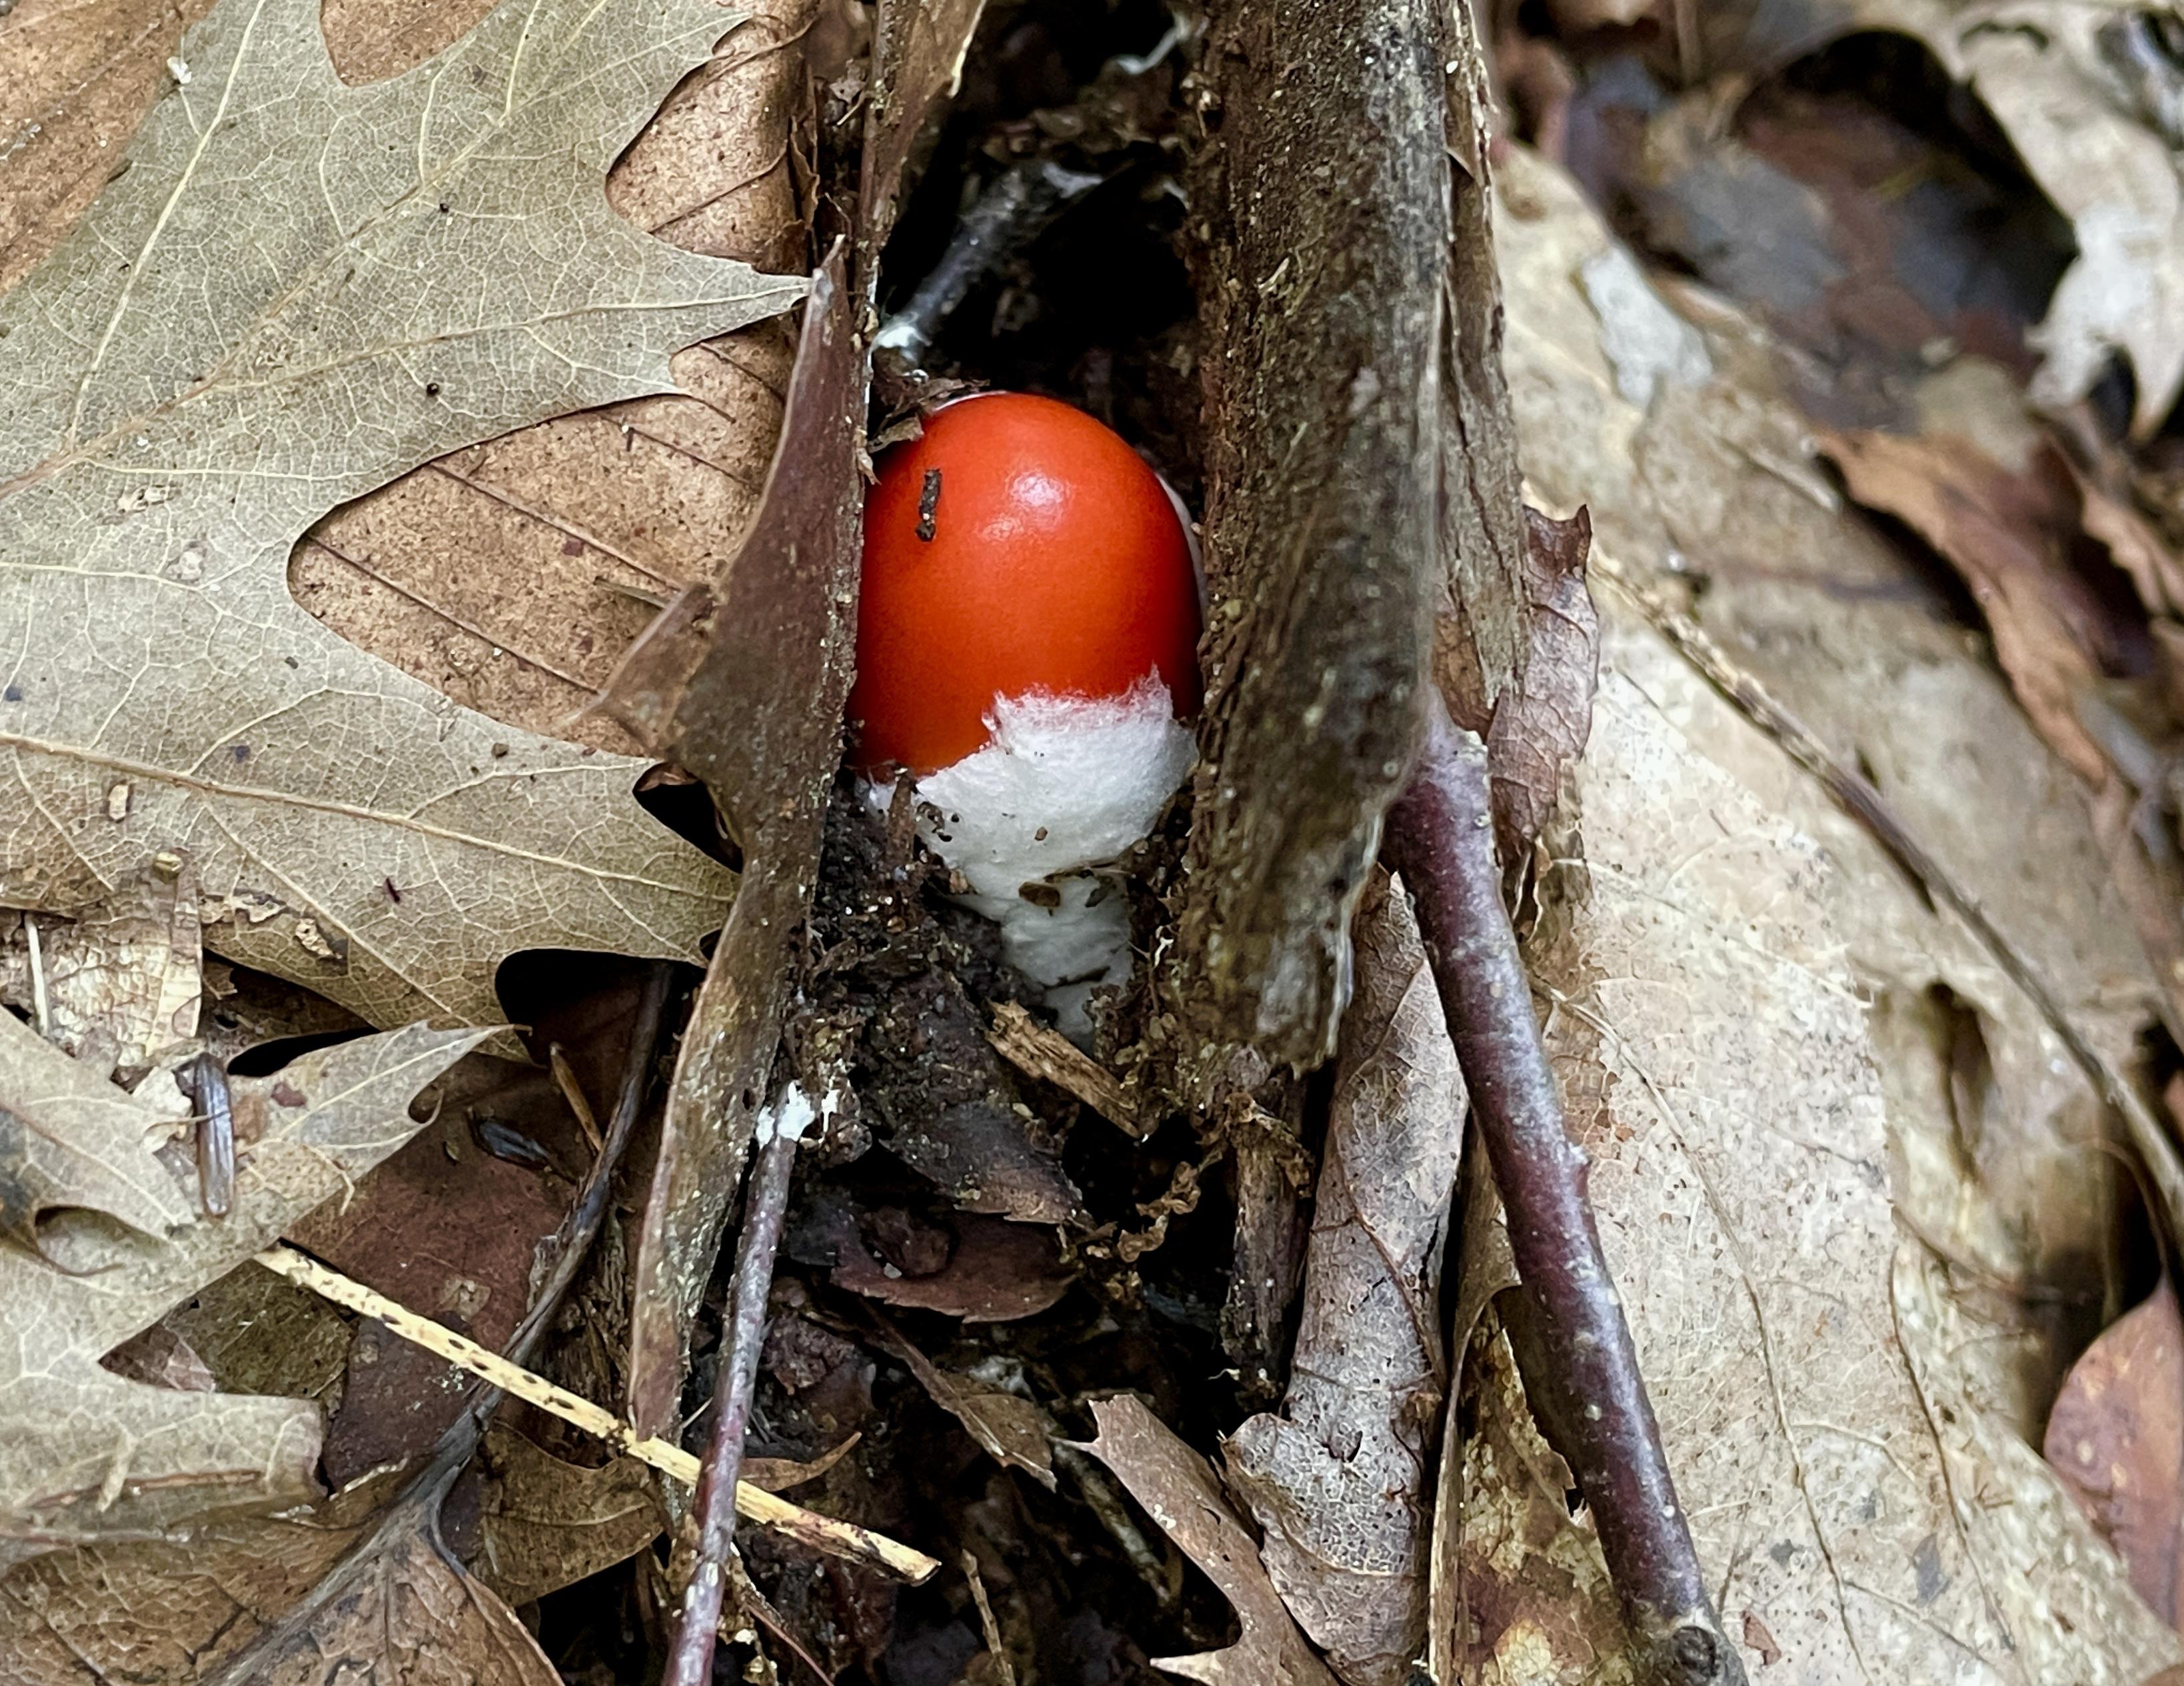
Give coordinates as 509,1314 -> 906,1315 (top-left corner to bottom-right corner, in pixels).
832,1210 -> 1075,1323
1484,507 -> 1598,866
1224,882 -> 1463,1686
1079,1395 -> 1336,1686
0,1020 -> 483,1570
0,0 -> 807,1032
2045,1279 -> 2184,1627
474,1425 -> 666,1609
1819,428 -> 2113,784
206,1476 -> 560,1686
0,862 -> 201,1081
874,1322 -> 1056,1489
1489,141 -> 2184,1679
604,252 -> 862,1434
0,1469 -> 404,1682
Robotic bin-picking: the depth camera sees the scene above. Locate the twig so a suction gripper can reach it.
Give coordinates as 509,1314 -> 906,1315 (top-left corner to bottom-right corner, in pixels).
962,1551 -> 1017,1686
548,1042 -> 604,1153
872,159 -> 1102,368
663,1097 -> 821,1686
254,1241 -> 933,1580
1590,549 -> 2184,1248
1382,690 -> 1743,1686
211,966 -> 682,1682
986,1000 -> 1146,1135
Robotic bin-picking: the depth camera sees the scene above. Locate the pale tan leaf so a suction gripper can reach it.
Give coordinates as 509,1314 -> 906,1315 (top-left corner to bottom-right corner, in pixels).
0,0 -> 806,1032
0,862 -> 201,1080
0,0 -> 214,296
1486,141 -> 2183,1681
0,998 -> 195,1246
0,1022 -> 484,1570
1080,1395 -> 1337,1686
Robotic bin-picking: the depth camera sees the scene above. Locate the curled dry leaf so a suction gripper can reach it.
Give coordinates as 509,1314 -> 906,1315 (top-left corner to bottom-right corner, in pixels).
475,1424 -> 667,1609
1484,506 -> 1598,867
0,0 -> 805,1032
873,1321 -> 1056,1489
832,1210 -> 1075,1324
2044,1279 -> 2184,1627
1079,1395 -> 1336,1686
1818,428 -> 2114,784
1224,882 -> 1463,1686
602,251 -> 862,1434
0,1000 -> 193,1250
1490,143 -> 2183,1679
602,0 -> 993,1429
0,862 -> 201,1082
0,1020 -> 485,1572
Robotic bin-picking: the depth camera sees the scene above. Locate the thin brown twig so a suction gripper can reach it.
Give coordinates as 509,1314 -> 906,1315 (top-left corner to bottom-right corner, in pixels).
1382,690 -> 1743,1686
662,1110 -> 808,1686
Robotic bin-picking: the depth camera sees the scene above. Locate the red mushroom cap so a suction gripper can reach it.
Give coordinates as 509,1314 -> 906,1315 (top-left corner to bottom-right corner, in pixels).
848,393 -> 1202,776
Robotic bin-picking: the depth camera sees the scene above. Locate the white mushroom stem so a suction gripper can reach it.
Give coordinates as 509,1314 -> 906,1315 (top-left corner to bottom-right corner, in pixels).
888,677 -> 1195,1043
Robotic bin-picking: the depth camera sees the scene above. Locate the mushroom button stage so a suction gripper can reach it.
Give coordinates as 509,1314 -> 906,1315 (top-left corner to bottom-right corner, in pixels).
848,393 -> 1204,1041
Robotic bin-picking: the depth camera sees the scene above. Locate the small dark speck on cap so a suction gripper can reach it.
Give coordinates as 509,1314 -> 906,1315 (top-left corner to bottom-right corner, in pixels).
231,744 -> 250,761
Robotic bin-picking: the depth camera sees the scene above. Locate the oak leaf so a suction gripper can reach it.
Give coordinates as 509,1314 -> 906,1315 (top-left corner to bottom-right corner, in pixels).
0,0 -> 806,1030
0,1014 -> 484,1571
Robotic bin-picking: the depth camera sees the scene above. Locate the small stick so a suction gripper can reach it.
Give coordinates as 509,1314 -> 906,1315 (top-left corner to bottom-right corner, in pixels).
1382,690 -> 1743,1686
189,1051 -> 235,1219
548,1042 -> 604,1154
23,914 -> 49,1037
662,1098 -> 820,1686
872,159 -> 1102,368
986,1000 -> 1146,1136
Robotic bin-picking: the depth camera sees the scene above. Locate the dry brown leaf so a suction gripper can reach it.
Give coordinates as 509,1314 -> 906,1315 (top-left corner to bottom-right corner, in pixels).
1080,1395 -> 1337,1686
1484,142 -> 2184,1680
2045,1279 -> 2184,1627
1699,1 -> 2184,434
743,1431 -> 860,1493
0,1020 -> 483,1571
290,1080 -> 568,1483
874,1323 -> 1056,1489
832,1210 -> 1075,1324
207,1482 -> 560,1686
473,1425 -> 665,1608
605,251 -> 862,1431
1484,506 -> 1599,866
0,1470 -> 403,1682
0,862 -> 201,1080
1224,882 -> 1463,1686
1819,428 -> 2113,783
0,0 -> 806,1033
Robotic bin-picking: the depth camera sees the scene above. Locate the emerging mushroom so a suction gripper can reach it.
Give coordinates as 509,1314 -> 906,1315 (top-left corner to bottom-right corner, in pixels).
849,393 -> 1202,1039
